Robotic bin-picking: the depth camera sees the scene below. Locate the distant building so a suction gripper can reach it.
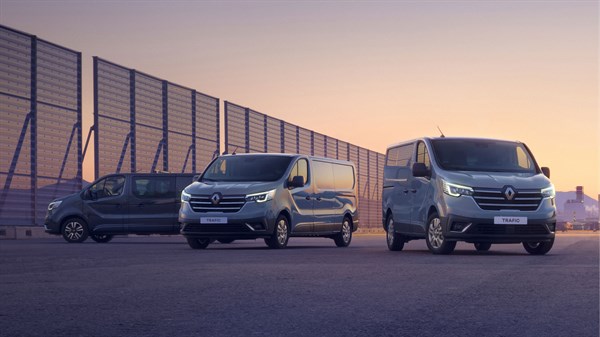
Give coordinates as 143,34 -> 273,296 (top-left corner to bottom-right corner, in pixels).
563,186 -> 586,222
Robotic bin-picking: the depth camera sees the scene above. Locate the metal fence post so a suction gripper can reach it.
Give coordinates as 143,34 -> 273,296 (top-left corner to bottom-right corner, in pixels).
244,108 -> 250,153
129,70 -> 136,173
280,121 -> 285,153
30,34 -> 37,225
162,81 -> 168,171
191,90 -> 197,172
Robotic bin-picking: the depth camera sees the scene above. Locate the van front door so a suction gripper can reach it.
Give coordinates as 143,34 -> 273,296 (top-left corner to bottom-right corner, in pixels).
288,159 -> 314,233
410,141 -> 432,234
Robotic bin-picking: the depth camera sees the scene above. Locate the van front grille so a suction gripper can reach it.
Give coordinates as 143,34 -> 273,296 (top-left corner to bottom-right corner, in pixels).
472,187 -> 542,211
189,195 -> 246,213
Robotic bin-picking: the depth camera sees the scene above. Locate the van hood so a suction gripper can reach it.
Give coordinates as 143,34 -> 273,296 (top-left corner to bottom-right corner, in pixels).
185,181 -> 280,196
439,171 -> 552,189
52,192 -> 80,203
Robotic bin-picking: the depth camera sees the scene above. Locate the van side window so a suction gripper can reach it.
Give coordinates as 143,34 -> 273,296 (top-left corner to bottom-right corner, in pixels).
88,176 -> 125,199
288,159 -> 309,186
333,164 -> 355,190
386,144 -> 413,167
133,177 -> 175,199
312,161 -> 335,190
416,142 -> 431,169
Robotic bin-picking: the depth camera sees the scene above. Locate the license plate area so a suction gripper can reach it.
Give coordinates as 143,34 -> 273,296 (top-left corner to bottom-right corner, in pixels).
494,216 -> 527,225
200,217 -> 227,224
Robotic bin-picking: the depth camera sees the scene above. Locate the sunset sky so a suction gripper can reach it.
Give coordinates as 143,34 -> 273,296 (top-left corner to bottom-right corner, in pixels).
2,1 -> 598,198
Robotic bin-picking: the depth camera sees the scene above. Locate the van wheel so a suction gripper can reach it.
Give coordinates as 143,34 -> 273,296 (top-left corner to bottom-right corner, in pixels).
265,215 -> 289,249
334,217 -> 352,247
474,242 -> 491,251
61,218 -> 89,243
187,238 -> 211,249
217,238 -> 235,244
425,212 -> 456,254
91,234 -> 113,243
386,215 -> 404,251
522,239 -> 554,255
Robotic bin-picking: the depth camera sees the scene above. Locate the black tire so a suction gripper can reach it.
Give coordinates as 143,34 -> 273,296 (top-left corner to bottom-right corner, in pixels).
474,242 -> 492,252
522,239 -> 554,255
264,214 -> 289,249
386,214 -> 405,251
187,238 -> 211,249
217,238 -> 235,244
425,212 -> 456,255
333,217 -> 352,247
61,217 -> 89,243
90,234 -> 113,243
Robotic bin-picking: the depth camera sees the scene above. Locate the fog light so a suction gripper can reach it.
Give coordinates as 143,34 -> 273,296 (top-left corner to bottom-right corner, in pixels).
451,222 -> 472,232
546,223 -> 556,232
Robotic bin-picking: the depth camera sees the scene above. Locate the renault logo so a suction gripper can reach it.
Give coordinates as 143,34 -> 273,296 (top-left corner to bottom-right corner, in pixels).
210,193 -> 222,205
503,187 -> 516,201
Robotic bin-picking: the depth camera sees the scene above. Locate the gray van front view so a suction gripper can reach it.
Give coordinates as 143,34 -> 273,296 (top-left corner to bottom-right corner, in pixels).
179,153 -> 359,249
383,137 -> 556,255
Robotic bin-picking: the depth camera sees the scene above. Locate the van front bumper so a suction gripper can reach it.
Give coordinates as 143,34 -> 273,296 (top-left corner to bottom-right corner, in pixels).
442,214 -> 556,244
179,202 -> 277,239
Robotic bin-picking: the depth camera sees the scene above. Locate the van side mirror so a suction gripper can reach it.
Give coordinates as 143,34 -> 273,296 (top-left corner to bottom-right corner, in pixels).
412,163 -> 430,178
289,176 -> 305,189
541,167 -> 550,178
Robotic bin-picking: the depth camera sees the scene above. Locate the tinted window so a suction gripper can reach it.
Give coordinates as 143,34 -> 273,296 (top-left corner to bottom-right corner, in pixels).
89,176 -> 125,199
133,177 -> 176,199
312,161 -> 335,190
416,141 -> 431,169
288,159 -> 309,186
431,139 -> 537,173
386,144 -> 413,167
333,164 -> 355,190
202,155 -> 293,182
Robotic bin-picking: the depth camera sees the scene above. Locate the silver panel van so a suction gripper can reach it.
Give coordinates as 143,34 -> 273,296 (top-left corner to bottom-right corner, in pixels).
382,137 -> 556,255
179,153 -> 359,249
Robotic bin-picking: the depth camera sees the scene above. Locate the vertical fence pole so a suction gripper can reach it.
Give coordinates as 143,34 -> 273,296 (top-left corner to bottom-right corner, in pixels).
76,52 -> 82,190
244,108 -> 250,153
93,57 -> 99,180
280,121 -> 285,153
263,114 -> 268,152
191,90 -> 197,172
30,35 -> 37,225
129,70 -> 136,173
162,81 -> 169,172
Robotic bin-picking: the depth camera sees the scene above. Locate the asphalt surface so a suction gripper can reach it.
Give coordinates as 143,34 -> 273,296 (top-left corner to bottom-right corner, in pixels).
1,234 -> 598,337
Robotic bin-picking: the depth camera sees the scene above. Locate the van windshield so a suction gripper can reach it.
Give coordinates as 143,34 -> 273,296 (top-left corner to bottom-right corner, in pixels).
430,139 -> 538,173
201,155 -> 293,182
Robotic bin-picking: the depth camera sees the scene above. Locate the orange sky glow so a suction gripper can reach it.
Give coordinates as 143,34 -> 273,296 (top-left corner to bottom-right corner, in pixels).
2,1 -> 598,198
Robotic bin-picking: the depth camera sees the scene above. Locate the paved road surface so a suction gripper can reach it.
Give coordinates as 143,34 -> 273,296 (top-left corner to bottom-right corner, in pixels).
1,234 -> 598,337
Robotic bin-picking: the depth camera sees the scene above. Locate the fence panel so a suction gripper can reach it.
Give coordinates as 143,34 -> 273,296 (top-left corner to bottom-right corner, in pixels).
95,57 -> 219,178
0,25 -> 82,225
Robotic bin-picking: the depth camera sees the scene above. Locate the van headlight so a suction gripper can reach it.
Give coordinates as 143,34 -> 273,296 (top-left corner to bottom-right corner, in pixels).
181,191 -> 191,203
48,200 -> 62,211
541,185 -> 555,199
442,180 -> 474,197
245,189 -> 276,203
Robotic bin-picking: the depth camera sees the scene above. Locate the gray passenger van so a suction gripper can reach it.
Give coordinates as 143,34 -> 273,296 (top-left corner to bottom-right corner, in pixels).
45,173 -> 195,243
382,137 -> 556,255
179,153 -> 359,249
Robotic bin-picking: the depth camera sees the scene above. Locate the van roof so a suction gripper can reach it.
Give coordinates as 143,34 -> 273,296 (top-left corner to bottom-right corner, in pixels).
219,152 -> 355,166
385,137 -> 524,150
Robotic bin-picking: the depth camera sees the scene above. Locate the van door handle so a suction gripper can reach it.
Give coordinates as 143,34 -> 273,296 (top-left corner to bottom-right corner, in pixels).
410,189 -> 417,193
305,196 -> 311,200
403,190 -> 409,194
316,197 -> 322,201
